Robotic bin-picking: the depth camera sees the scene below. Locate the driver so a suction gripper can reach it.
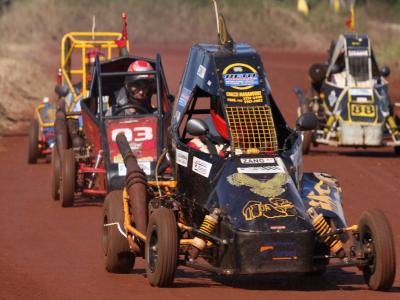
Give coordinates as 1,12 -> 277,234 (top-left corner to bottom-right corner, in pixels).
187,96 -> 230,157
106,60 -> 155,116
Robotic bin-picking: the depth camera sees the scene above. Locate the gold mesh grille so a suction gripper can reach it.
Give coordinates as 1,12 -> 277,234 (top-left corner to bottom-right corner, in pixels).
225,106 -> 278,154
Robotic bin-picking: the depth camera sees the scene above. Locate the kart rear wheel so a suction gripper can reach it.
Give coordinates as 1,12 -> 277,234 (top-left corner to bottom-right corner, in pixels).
55,117 -> 68,158
358,209 -> 396,291
146,207 -> 178,287
51,147 -> 61,200
28,119 -> 40,164
60,148 -> 75,207
302,131 -> 312,154
103,190 -> 135,273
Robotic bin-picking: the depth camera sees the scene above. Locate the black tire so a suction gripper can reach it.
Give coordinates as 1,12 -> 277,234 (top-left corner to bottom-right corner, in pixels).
308,241 -> 329,276
394,146 -> 400,156
28,119 -> 40,164
60,148 -> 75,207
51,147 -> 60,200
302,131 -> 312,154
45,154 -> 52,164
297,106 -> 313,155
358,209 -> 396,291
55,118 -> 68,158
146,207 -> 178,287
103,190 -> 135,273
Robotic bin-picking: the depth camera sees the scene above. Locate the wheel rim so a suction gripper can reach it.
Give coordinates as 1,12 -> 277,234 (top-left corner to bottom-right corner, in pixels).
362,225 -> 376,279
147,226 -> 158,273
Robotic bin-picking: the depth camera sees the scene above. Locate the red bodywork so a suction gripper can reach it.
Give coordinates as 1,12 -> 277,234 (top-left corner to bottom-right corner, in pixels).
79,110 -> 158,196
105,116 -> 158,164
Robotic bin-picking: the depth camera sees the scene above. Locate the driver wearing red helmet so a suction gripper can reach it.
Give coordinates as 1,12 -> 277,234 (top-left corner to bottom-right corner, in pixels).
107,60 -> 155,116
187,96 -> 230,157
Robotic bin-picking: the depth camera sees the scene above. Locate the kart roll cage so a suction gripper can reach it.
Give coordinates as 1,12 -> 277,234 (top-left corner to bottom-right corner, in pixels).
61,32 -> 130,112
326,34 -> 381,86
89,53 -> 169,121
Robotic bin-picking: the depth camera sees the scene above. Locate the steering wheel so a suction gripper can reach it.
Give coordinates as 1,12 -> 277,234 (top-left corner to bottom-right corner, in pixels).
113,104 -> 149,115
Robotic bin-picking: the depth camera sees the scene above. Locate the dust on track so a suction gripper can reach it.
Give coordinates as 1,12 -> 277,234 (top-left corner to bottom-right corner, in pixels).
0,45 -> 399,300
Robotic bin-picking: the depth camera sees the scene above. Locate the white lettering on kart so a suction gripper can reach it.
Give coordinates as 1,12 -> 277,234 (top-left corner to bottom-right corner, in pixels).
111,127 -> 153,142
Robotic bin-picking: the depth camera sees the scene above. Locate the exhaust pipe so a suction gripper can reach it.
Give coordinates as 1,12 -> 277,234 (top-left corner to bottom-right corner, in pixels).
115,132 -> 148,238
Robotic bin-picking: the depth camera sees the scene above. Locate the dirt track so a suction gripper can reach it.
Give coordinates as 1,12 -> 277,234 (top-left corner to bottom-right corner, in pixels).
0,45 -> 399,299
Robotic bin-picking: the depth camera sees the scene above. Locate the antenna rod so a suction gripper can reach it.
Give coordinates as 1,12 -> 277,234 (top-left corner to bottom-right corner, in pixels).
212,0 -> 220,35
122,12 -> 127,42
92,15 -> 96,40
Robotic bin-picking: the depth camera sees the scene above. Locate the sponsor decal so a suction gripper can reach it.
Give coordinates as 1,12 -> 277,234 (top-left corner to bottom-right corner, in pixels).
176,149 -> 189,167
192,156 -> 212,178
270,225 -> 286,230
259,241 -> 297,259
348,49 -> 368,57
240,157 -> 275,164
259,245 -> 274,253
118,161 -> 151,176
242,198 -> 295,221
118,163 -> 127,176
197,64 -> 207,79
227,173 -> 288,198
225,90 -> 263,104
350,88 -> 373,97
177,87 -> 191,109
222,63 -> 259,90
138,161 -> 151,175
237,166 -> 284,174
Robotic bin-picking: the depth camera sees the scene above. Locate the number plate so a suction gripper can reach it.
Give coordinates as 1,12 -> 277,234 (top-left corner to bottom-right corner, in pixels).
350,103 -> 375,117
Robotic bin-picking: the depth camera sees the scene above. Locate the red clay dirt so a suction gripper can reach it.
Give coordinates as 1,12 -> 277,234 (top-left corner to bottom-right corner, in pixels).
0,45 -> 399,299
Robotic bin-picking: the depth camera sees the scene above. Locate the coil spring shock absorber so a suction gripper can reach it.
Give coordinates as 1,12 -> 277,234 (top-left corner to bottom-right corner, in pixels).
324,115 -> 335,134
308,207 -> 345,258
189,208 -> 220,259
88,150 -> 103,189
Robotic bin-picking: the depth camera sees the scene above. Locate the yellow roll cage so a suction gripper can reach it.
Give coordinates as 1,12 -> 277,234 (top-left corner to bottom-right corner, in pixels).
35,103 -> 56,127
60,32 -> 130,112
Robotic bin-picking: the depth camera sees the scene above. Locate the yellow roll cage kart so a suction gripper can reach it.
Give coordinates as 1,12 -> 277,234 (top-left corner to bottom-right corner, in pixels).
27,99 -> 56,164
60,31 -> 130,113
51,14 -> 130,201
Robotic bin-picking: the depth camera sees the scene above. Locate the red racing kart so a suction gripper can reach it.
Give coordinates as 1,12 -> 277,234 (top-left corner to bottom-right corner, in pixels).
58,55 -> 172,207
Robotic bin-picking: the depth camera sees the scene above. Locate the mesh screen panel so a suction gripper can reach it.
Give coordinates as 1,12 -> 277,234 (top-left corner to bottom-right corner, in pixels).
225,106 -> 278,154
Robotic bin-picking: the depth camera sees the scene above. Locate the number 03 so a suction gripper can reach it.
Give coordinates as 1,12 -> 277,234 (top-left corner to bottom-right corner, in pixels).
134,127 -> 153,142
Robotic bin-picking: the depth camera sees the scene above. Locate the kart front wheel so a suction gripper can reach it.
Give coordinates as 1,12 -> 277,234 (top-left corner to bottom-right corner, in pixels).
51,147 -> 60,200
394,146 -> 400,156
146,207 -> 178,287
60,148 -> 75,207
358,209 -> 396,291
27,119 -> 40,164
103,190 -> 135,273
